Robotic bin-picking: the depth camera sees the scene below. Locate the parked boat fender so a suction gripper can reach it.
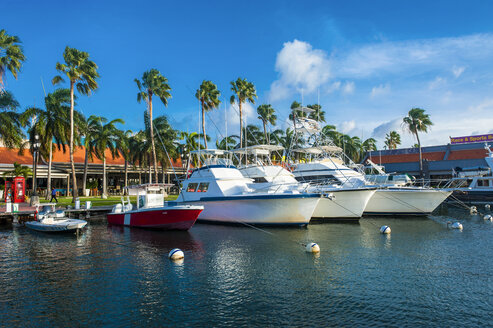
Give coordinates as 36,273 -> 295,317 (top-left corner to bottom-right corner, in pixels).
483,214 -> 493,221
380,225 -> 391,234
169,248 -> 184,261
485,204 -> 491,210
305,242 -> 320,253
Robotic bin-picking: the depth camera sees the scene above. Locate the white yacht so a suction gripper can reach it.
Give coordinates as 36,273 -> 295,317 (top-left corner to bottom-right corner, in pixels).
291,146 -> 452,216
175,150 -> 321,226
234,145 -> 376,220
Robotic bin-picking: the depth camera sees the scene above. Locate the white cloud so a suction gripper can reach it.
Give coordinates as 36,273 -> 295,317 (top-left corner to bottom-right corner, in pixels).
327,81 -> 341,93
339,120 -> 356,134
371,118 -> 402,138
335,34 -> 493,78
428,76 -> 446,90
370,83 -> 391,98
268,39 -> 331,101
467,98 -> 493,112
342,81 -> 355,95
452,65 -> 465,78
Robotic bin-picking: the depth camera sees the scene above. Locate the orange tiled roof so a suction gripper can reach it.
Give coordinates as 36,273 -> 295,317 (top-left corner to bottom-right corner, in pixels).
0,145 -> 183,167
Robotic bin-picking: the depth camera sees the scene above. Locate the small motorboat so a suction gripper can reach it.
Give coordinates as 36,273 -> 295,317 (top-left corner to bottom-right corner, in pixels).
25,204 -> 87,233
107,184 -> 203,230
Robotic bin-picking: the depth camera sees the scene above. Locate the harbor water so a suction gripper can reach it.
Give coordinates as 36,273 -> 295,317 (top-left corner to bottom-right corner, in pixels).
1,205 -> 492,327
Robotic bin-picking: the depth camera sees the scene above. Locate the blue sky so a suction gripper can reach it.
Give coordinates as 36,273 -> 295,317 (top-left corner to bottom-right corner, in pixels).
3,0 -> 493,148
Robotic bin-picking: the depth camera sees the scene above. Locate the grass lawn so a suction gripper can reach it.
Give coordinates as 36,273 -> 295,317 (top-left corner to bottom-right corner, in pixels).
35,194 -> 179,207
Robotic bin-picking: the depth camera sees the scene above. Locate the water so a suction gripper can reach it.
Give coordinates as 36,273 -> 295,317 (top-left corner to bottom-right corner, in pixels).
1,206 -> 492,327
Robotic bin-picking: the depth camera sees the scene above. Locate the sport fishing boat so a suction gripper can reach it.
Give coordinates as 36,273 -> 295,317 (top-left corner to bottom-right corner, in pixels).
444,143 -> 493,203
233,145 -> 376,220
107,184 -> 203,230
26,204 -> 87,233
291,146 -> 452,216
176,149 -> 321,226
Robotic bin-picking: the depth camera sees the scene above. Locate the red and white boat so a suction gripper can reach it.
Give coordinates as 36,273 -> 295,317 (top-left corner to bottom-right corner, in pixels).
107,184 -> 203,230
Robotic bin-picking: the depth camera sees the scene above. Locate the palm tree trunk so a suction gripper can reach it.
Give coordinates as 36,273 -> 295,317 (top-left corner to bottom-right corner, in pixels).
46,141 -> 53,200
239,101 -> 243,148
82,147 -> 88,196
202,100 -> 207,149
103,155 -> 107,198
263,121 -> 267,145
124,159 -> 128,193
148,93 -> 159,183
416,132 -> 423,177
69,82 -> 78,201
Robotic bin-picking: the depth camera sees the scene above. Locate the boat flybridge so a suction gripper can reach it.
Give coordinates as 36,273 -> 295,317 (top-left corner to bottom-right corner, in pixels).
444,143 -> 493,203
291,146 -> 452,216
232,145 -> 376,220
175,149 -> 321,226
107,184 -> 203,230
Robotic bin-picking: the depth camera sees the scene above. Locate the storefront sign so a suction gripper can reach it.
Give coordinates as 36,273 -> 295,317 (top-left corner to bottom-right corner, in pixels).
450,133 -> 493,144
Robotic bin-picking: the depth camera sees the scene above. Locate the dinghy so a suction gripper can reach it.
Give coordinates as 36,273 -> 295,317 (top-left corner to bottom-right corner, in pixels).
25,205 -> 87,233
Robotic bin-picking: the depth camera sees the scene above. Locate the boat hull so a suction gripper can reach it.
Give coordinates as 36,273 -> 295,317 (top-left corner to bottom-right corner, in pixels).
183,194 -> 321,226
364,188 -> 452,215
25,219 -> 87,232
312,188 -> 376,220
107,206 -> 202,230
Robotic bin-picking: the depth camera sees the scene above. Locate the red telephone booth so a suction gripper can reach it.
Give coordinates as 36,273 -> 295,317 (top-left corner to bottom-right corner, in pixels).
4,177 -> 25,203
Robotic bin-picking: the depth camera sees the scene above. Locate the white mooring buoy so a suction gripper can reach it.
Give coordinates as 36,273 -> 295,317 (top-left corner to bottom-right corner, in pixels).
484,214 -> 493,221
305,242 -> 320,253
380,225 -> 391,234
447,221 -> 463,230
470,206 -> 478,215
168,248 -> 184,261
485,204 -> 491,210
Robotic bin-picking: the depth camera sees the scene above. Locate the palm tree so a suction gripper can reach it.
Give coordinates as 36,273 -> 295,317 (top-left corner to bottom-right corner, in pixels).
135,69 -> 171,183
307,104 -> 326,122
230,78 -> 257,149
384,131 -> 401,150
362,138 -> 377,152
0,90 -> 24,148
81,113 -> 102,194
402,108 -> 433,176
321,124 -> 342,146
0,30 -> 26,90
216,135 -> 239,150
245,125 -> 264,146
3,162 -> 32,178
146,112 -> 178,176
87,115 -> 125,198
256,104 -> 277,144
52,46 -> 99,201
196,80 -> 220,149
21,89 -> 76,199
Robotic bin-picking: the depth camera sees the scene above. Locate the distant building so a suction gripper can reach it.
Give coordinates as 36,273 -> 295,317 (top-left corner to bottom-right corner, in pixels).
363,141 -> 493,180
0,144 -> 185,197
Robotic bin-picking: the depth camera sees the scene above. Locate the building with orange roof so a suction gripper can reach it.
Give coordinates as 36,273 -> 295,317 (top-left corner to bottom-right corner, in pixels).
0,143 -> 185,197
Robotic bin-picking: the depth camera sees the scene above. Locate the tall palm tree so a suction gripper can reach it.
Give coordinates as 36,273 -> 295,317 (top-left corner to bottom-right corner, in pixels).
256,104 -> 277,144
145,112 -> 178,175
52,46 -> 99,201
81,113 -> 102,194
230,78 -> 257,149
362,138 -> 377,152
135,69 -> 171,183
384,131 -> 401,150
21,89 -> 76,199
321,124 -> 342,146
402,108 -> 433,176
196,80 -> 220,149
87,115 -> 125,198
0,30 -> 26,90
0,90 -> 23,148
307,104 -> 326,122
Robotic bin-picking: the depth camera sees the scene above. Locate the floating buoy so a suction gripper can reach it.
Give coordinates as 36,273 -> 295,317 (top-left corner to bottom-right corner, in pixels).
470,206 -> 478,215
380,225 -> 391,234
168,248 -> 184,261
305,242 -> 320,253
447,221 -> 463,230
484,214 -> 493,221
486,204 -> 491,210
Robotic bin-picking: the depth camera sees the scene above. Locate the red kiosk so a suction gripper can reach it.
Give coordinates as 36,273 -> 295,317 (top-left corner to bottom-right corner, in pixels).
4,177 -> 26,203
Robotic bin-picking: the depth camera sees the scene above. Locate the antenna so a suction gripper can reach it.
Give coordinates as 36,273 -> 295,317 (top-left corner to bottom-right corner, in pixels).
40,76 -> 47,97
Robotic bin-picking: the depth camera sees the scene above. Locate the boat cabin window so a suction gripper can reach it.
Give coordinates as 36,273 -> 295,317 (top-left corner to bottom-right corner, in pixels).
295,175 -> 341,185
477,179 -> 490,187
187,183 -> 198,192
253,177 -> 268,183
197,182 -> 210,192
